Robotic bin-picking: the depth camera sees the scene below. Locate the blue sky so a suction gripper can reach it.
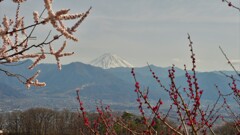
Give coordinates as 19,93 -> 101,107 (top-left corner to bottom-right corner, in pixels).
1,0 -> 240,71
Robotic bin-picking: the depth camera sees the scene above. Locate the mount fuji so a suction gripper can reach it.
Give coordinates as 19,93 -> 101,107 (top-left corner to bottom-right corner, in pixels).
89,53 -> 133,69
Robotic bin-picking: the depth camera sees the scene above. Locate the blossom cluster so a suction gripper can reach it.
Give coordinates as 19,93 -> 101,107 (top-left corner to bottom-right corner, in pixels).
129,35 -> 225,134
0,0 -> 90,88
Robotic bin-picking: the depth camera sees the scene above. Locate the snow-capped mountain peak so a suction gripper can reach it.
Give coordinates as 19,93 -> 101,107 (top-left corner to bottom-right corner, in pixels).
89,53 -> 133,69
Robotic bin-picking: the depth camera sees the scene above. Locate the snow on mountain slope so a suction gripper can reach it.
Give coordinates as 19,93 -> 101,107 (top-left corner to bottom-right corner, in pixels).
89,53 -> 133,69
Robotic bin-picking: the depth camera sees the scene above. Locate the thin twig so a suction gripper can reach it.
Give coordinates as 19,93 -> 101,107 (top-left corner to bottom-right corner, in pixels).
219,46 -> 240,77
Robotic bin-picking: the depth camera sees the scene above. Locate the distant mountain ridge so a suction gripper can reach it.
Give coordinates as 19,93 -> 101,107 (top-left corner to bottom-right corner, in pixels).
0,60 -> 238,111
89,53 -> 133,69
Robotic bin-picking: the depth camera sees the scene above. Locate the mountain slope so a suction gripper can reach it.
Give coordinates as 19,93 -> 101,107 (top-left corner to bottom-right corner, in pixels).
35,62 -> 135,102
89,53 -> 133,69
107,66 -> 235,101
0,82 -> 25,98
